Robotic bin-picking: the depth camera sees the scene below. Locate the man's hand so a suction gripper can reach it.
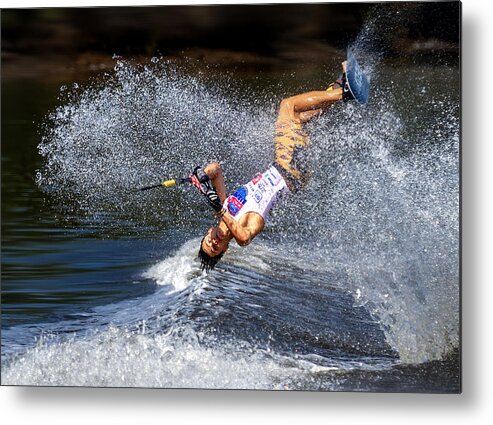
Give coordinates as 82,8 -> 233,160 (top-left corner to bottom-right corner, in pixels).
193,166 -> 209,184
190,166 -> 210,194
190,166 -> 223,214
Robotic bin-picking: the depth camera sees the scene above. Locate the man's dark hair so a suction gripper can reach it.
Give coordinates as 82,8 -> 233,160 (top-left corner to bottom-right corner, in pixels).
198,237 -> 224,272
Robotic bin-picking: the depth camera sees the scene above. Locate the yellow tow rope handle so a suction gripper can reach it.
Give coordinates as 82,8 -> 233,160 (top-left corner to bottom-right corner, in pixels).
161,179 -> 177,188
138,177 -> 192,191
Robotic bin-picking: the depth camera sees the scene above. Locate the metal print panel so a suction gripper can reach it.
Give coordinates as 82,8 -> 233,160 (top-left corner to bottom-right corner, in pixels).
1,2 -> 461,392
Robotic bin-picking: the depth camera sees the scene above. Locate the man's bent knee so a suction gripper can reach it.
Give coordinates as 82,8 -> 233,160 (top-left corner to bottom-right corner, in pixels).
277,98 -> 298,122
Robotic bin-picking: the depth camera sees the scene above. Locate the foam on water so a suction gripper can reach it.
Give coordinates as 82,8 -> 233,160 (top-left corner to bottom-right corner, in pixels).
2,324 -> 393,389
2,325 -> 278,388
143,239 -> 204,292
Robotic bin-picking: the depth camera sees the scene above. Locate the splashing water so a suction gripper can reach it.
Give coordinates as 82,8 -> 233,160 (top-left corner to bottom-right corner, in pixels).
36,58 -> 275,225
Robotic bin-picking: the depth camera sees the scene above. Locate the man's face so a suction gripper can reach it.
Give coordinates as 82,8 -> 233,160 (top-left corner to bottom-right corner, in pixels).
201,226 -> 229,257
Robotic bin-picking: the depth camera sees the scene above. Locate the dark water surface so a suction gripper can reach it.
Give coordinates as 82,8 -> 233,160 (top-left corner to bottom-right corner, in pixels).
1,55 -> 460,392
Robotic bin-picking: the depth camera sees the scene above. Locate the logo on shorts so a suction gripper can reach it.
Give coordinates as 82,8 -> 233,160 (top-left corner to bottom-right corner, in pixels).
227,186 -> 248,217
252,181 -> 266,203
251,174 -> 262,185
265,169 -> 281,187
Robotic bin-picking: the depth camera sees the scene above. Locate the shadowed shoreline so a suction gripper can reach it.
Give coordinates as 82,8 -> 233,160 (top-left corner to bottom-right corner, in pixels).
1,3 -> 460,81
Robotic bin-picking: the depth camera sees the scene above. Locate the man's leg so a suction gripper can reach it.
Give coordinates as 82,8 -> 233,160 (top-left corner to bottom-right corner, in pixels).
273,88 -> 344,192
277,89 -> 343,124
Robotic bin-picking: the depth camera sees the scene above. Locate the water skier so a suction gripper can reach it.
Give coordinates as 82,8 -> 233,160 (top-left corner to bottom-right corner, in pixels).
192,62 -> 354,272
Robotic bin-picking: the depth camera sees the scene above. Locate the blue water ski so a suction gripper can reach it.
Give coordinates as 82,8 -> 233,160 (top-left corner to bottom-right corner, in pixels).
346,50 -> 370,104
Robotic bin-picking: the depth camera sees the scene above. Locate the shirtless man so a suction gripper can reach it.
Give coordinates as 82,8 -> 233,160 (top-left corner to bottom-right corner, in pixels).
191,62 -> 353,271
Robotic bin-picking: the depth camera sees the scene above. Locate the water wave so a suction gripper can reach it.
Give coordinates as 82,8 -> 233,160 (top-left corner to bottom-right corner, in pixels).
1,323 -> 396,389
